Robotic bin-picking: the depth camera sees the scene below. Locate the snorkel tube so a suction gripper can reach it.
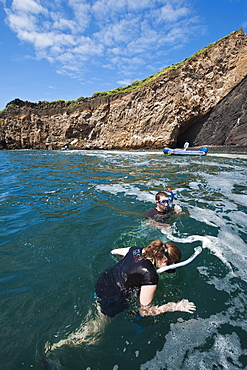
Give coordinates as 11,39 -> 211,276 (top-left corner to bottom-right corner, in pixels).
157,246 -> 202,273
167,188 -> 175,203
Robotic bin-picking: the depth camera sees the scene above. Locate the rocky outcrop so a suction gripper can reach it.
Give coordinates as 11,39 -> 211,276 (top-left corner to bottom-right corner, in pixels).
177,75 -> 247,148
0,29 -> 247,150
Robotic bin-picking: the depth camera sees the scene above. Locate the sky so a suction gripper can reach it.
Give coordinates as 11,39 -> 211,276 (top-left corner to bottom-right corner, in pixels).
0,0 -> 247,110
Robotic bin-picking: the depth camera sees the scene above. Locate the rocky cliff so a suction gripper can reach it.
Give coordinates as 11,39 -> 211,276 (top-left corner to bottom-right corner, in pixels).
177,74 -> 247,148
0,29 -> 247,150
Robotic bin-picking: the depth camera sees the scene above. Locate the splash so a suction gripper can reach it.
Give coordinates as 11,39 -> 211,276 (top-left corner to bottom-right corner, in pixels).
140,304 -> 247,370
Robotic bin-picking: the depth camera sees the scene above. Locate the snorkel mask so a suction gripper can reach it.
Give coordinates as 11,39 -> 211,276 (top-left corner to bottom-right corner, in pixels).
158,189 -> 174,210
158,198 -> 172,208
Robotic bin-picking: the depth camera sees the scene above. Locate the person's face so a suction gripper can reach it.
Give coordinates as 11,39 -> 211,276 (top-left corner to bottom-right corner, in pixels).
156,198 -> 170,212
156,256 -> 169,269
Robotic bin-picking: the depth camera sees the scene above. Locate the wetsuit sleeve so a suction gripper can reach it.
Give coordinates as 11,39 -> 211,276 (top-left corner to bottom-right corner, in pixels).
141,260 -> 158,286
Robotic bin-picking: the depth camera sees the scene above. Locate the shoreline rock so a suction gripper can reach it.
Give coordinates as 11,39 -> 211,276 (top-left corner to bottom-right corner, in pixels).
0,29 -> 247,151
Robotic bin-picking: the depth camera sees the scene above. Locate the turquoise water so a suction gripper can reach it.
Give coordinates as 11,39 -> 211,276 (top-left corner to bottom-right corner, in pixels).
0,150 -> 246,370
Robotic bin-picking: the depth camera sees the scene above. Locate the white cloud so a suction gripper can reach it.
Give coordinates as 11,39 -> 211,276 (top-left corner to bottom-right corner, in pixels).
117,79 -> 133,85
12,0 -> 46,14
95,17 -> 139,47
52,17 -> 77,33
2,0 -> 204,80
159,2 -> 190,22
67,0 -> 91,31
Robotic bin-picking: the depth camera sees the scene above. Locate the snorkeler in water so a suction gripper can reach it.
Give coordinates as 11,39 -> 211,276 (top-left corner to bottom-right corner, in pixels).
95,240 -> 195,317
44,240 -> 196,360
145,190 -> 183,222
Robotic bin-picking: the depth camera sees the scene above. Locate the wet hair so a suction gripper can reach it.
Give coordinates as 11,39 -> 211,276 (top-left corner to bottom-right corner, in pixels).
164,241 -> 181,264
155,191 -> 169,201
143,240 -> 166,260
142,240 -> 181,266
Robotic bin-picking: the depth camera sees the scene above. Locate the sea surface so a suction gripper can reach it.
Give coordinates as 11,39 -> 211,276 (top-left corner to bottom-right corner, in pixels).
0,150 -> 247,370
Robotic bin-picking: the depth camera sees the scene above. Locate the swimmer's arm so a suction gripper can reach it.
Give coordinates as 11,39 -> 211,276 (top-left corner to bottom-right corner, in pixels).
111,247 -> 130,257
139,285 -> 196,316
145,218 -> 167,230
139,285 -> 157,306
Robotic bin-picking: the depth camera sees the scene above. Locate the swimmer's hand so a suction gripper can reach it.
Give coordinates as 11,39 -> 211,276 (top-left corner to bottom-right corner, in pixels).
173,205 -> 183,214
171,299 -> 196,314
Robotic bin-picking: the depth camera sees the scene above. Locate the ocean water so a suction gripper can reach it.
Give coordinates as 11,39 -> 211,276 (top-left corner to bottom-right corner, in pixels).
0,149 -> 246,370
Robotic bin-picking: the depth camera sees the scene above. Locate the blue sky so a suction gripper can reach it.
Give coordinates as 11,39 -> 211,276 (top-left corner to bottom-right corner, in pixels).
0,0 -> 247,110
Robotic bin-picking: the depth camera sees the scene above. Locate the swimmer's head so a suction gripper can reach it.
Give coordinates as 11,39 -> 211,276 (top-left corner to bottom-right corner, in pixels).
155,191 -> 169,201
155,191 -> 172,211
143,240 -> 181,272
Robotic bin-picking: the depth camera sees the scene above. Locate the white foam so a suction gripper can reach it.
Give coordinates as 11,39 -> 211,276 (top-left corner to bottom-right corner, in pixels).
163,225 -> 247,285
62,150 -> 163,157
140,303 -> 247,370
185,204 -> 247,281
95,183 -> 155,202
94,183 -> 182,205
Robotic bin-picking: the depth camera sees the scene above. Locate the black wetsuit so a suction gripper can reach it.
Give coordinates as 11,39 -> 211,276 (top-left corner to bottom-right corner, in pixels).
145,207 -> 174,223
95,246 -> 158,318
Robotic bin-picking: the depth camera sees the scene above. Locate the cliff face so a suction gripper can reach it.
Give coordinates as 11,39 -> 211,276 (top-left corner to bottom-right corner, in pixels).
1,29 -> 247,150
177,75 -> 247,148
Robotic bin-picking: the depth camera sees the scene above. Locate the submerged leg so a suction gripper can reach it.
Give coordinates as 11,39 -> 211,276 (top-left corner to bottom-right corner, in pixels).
45,304 -> 111,356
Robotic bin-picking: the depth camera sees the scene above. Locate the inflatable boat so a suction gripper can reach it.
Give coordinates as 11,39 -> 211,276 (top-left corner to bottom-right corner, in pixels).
163,147 -> 208,156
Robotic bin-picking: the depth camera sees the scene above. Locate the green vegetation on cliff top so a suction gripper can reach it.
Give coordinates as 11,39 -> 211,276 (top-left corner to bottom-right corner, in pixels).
0,32 -> 234,115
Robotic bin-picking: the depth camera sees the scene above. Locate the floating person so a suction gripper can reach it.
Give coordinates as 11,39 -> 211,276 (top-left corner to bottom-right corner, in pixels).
95,240 -> 195,317
145,190 -> 183,227
44,240 -> 196,357
183,140 -> 189,150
